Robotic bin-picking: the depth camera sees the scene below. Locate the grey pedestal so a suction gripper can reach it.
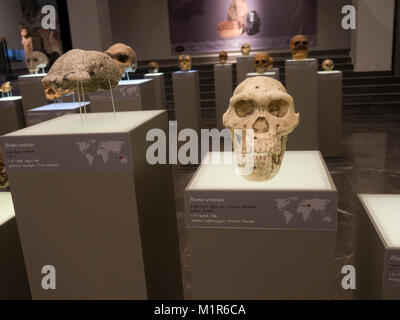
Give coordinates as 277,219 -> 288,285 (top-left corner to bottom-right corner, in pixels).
246,71 -> 278,80
18,74 -> 48,121
214,64 -> 233,130
0,192 -> 31,300
144,73 -> 166,109
236,56 -> 254,84
185,151 -> 337,299
356,194 -> 400,300
285,59 -> 318,150
26,102 -> 90,126
269,67 -> 280,80
89,79 -> 156,113
318,71 -> 343,158
0,110 -> 182,300
0,97 -> 25,135
172,70 -> 201,133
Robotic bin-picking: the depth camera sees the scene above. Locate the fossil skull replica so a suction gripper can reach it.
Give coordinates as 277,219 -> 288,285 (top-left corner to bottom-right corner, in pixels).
0,147 -> 9,190
267,57 -> 275,70
223,76 -> 300,181
42,49 -> 121,95
253,53 -> 269,74
218,51 -> 228,64
148,61 -> 159,73
44,85 -> 72,101
290,35 -> 309,60
322,59 -> 334,71
0,82 -> 12,96
241,43 -> 251,56
105,43 -> 137,76
26,51 -> 49,74
178,54 -> 192,71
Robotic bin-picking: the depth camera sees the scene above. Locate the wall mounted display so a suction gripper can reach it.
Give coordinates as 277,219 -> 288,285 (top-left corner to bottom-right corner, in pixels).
167,0 -> 316,54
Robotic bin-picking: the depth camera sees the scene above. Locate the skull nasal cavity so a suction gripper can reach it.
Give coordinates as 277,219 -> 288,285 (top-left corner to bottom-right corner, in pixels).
253,117 -> 269,133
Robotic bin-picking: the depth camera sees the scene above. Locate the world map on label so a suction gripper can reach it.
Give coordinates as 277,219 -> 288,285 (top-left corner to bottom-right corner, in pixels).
274,197 -> 331,224
76,140 -> 128,166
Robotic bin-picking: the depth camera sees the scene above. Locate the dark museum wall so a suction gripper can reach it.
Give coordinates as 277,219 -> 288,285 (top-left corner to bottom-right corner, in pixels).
0,0 -> 24,49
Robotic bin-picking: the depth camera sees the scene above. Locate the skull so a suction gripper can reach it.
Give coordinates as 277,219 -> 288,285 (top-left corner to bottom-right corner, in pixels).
148,61 -> 159,73
322,59 -> 334,71
267,57 -> 275,70
223,77 -> 300,181
218,51 -> 228,64
0,82 -> 12,94
290,35 -> 309,60
253,53 -> 269,74
178,54 -> 192,71
26,51 -> 49,74
105,43 -> 137,76
241,43 -> 251,56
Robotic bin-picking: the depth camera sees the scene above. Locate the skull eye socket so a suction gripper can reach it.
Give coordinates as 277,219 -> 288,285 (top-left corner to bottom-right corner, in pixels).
234,100 -> 254,118
302,41 -> 308,46
116,54 -> 129,63
294,41 -> 300,46
262,60 -> 266,64
268,99 -> 289,118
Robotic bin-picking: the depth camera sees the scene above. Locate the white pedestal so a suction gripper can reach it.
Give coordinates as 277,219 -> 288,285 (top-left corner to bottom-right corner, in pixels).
356,194 -> 400,299
185,151 -> 337,299
18,74 -> 48,121
246,71 -> 278,80
318,71 -> 343,158
0,192 -> 31,299
172,70 -> 201,133
0,111 -> 182,299
285,59 -> 318,150
144,73 -> 166,109
0,96 -> 25,135
214,64 -> 233,130
236,56 -> 254,84
26,102 -> 90,126
89,79 -> 156,112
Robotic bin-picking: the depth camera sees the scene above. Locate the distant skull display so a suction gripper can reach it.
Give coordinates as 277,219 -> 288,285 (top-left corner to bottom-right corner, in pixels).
105,43 -> 137,76
267,57 -> 275,70
26,51 -> 49,74
290,35 -> 309,60
253,53 -> 269,74
218,51 -> 228,64
178,54 -> 192,71
148,61 -> 159,73
322,59 -> 334,71
241,43 -> 251,56
223,76 -> 300,181
0,82 -> 12,96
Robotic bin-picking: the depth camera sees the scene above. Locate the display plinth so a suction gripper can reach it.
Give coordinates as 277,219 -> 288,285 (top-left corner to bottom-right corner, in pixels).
214,64 -> 233,130
0,192 -> 31,299
0,111 -> 182,300
144,73 -> 166,109
285,59 -> 318,150
246,71 -> 278,80
172,70 -> 201,133
185,151 -> 337,299
0,96 -> 25,135
89,79 -> 156,112
236,56 -> 254,84
318,71 -> 342,158
26,102 -> 91,126
18,74 -> 48,121
356,194 -> 400,300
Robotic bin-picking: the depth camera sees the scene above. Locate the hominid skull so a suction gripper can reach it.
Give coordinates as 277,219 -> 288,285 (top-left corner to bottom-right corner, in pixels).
322,59 -> 334,71
253,53 -> 269,74
178,54 -> 192,71
26,51 -> 49,74
148,61 -> 159,73
218,51 -> 228,64
105,43 -> 137,76
290,35 -> 309,60
223,77 -> 300,181
241,43 -> 251,56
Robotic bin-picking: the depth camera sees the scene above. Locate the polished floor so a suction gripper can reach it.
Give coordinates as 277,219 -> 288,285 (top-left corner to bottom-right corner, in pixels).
173,108 -> 400,300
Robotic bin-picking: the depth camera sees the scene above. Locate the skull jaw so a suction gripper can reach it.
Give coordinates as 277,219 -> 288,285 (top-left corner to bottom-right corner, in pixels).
292,49 -> 308,60
235,152 -> 283,181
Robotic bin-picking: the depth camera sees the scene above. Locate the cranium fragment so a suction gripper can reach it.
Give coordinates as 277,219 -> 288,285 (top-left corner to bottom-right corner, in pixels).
0,82 -> 12,96
105,43 -> 137,76
218,51 -> 228,64
44,85 -> 72,101
223,76 -> 300,181
178,54 -> 192,71
267,57 -> 275,70
148,61 -> 159,73
322,59 -> 334,71
241,43 -> 251,56
290,35 -> 309,60
26,51 -> 49,74
253,53 -> 269,74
